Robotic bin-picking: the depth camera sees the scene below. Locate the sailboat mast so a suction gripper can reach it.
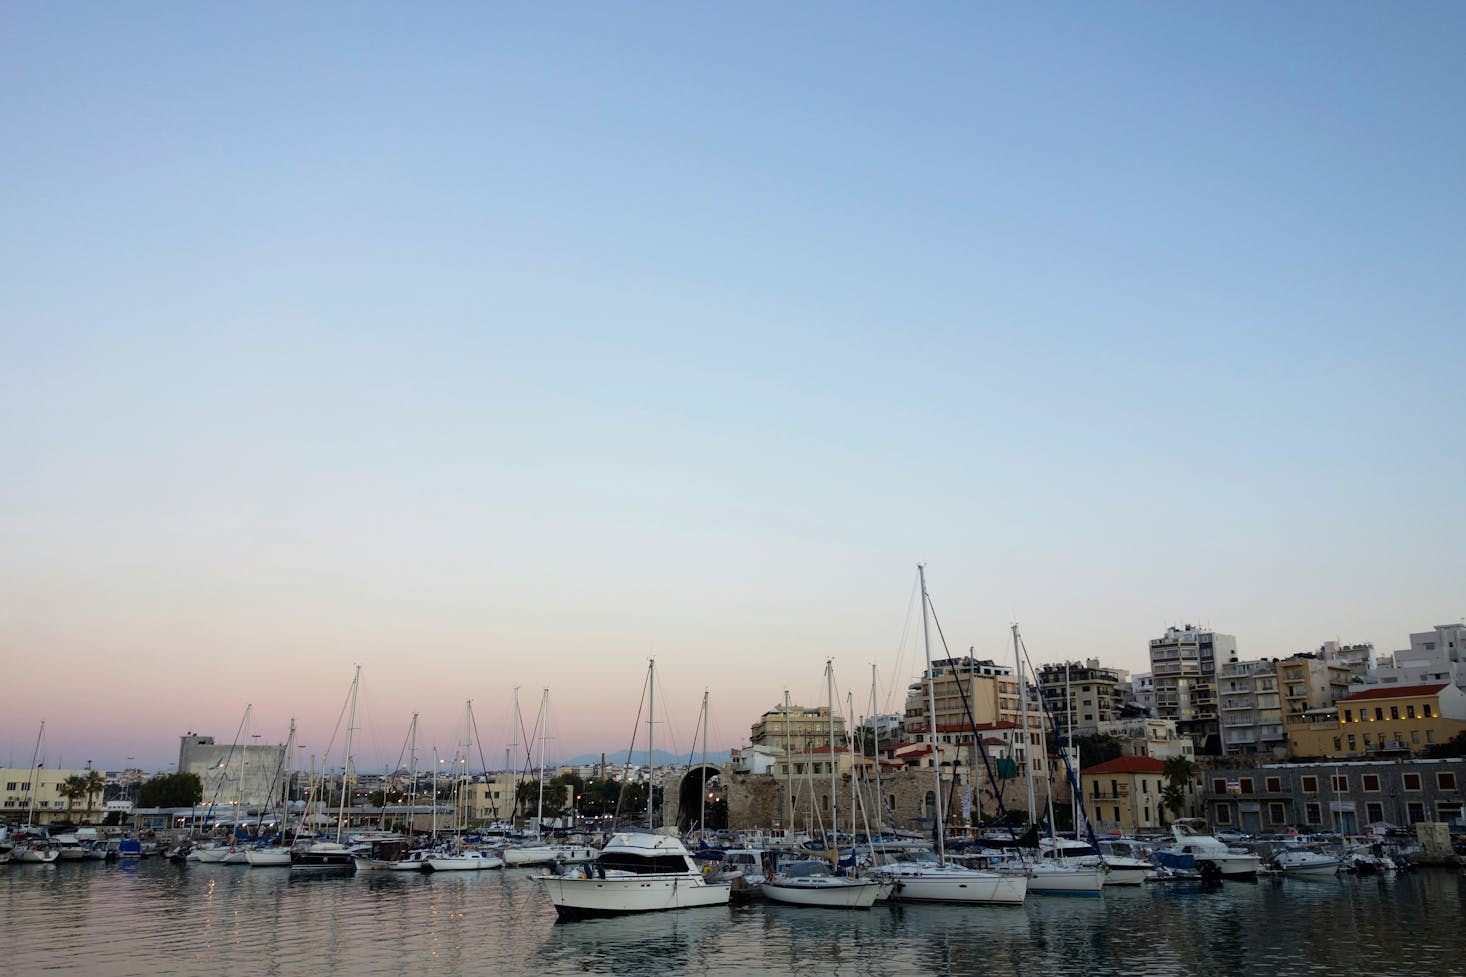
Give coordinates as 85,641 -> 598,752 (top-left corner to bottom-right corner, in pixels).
1014,625 -> 1037,826
826,659 -> 837,859
783,689 -> 793,831
239,704 -> 251,837
26,721 -> 44,828
339,666 -> 360,844
699,688 -> 709,834
536,688 -> 549,836
510,687 -> 521,823
407,713 -> 418,835
870,664 -> 883,833
646,659 -> 655,829
917,564 -> 945,862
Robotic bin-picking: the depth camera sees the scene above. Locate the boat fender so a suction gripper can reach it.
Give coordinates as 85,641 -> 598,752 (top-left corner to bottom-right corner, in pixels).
766,870 -> 775,882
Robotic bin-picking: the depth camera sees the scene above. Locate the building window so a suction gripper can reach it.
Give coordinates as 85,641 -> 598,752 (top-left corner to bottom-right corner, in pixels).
1114,807 -> 1121,822
1215,806 -> 1232,824
1412,731 -> 1421,744
1347,735 -> 1356,751
1266,777 -> 1281,792
1427,731 -> 1437,745
1344,709 -> 1353,723
1403,773 -> 1422,790
1407,802 -> 1425,823
1390,706 -> 1400,720
1268,802 -> 1286,824
1366,802 -> 1385,823
1240,778 -> 1254,794
1331,775 -> 1348,792
1439,773 -> 1457,790
1363,775 -> 1381,792
1424,704 -> 1433,718
1301,776 -> 1318,792
1213,779 -> 1227,794
1437,802 -> 1460,822
1304,802 -> 1322,824
1407,705 -> 1416,719
1375,708 -> 1384,721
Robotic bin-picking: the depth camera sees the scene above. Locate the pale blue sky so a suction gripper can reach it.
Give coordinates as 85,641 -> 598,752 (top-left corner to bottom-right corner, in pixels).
2,3 -> 1463,769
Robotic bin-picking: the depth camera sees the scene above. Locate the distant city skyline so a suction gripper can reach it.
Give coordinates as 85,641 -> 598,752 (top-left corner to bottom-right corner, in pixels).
3,5 -> 1462,772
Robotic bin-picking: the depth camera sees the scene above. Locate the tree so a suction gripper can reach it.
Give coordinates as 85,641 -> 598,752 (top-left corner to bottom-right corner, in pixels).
1160,756 -> 1196,824
1422,730 -> 1466,759
138,772 -> 204,809
60,776 -> 88,819
82,771 -> 106,822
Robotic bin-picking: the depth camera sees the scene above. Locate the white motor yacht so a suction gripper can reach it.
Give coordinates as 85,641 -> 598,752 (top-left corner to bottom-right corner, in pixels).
535,831 -> 731,920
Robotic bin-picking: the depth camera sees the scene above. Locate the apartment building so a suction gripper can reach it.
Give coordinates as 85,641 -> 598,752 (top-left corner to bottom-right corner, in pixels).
1148,626 -> 1238,754
1036,659 -> 1124,735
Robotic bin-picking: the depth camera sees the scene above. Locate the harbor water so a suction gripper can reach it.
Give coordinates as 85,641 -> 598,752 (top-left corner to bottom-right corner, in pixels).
4,862 -> 1465,977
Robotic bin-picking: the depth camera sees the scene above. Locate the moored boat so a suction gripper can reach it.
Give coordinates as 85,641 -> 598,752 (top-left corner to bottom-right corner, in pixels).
536,830 -> 731,920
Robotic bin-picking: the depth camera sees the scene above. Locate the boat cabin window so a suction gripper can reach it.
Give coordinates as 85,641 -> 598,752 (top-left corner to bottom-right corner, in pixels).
597,852 -> 692,875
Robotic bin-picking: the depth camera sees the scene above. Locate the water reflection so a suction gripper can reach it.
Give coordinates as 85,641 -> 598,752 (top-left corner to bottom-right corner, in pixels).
3,862 -> 1465,977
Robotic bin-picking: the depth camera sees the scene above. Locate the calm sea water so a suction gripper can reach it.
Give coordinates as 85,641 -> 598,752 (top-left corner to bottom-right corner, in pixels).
4,862 -> 1465,977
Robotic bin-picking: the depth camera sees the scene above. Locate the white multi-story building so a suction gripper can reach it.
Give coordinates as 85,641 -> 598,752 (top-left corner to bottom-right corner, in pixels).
1218,660 -> 1286,756
1376,624 -> 1466,690
1148,625 -> 1238,754
1125,672 -> 1156,717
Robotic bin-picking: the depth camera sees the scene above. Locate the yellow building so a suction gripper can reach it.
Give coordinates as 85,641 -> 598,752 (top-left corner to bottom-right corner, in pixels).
1,766 -> 95,825
1288,683 -> 1466,759
1079,756 -> 1172,835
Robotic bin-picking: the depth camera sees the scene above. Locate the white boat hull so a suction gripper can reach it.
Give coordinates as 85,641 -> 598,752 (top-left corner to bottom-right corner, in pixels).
762,877 -> 881,909
872,865 -> 1027,905
1025,864 -> 1106,896
13,846 -> 59,864
537,874 -> 731,919
426,852 -> 505,871
245,848 -> 292,867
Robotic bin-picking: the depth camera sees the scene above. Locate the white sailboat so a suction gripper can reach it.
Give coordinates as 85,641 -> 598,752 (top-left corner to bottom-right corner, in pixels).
426,701 -> 505,872
763,661 -> 881,909
536,660 -> 732,919
293,666 -> 361,871
868,567 -> 1027,906
1008,628 -> 1105,896
13,723 -> 60,864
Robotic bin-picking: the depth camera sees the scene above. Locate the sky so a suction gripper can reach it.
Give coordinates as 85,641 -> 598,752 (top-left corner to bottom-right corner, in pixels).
2,3 -> 1463,773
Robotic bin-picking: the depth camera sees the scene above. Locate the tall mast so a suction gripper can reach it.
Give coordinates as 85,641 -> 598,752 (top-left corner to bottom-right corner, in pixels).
783,689 -> 793,831
870,664 -> 883,833
699,688 -> 709,834
407,713 -> 418,835
26,721 -> 44,828
646,659 -> 655,829
339,666 -> 360,844
460,699 -> 471,838
239,704 -> 251,835
510,687 -> 521,823
536,688 -> 549,836
918,564 -> 945,863
826,658 -> 837,859
1014,625 -> 1037,825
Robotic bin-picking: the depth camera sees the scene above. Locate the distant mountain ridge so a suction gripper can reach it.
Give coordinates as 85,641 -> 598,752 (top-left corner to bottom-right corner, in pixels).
558,749 -> 732,767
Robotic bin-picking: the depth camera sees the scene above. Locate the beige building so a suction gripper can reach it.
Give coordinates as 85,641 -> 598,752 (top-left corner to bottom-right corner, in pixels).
1080,756 -> 1173,835
750,705 -> 847,755
1288,683 -> 1466,759
1037,659 -> 1124,734
902,657 -> 1022,739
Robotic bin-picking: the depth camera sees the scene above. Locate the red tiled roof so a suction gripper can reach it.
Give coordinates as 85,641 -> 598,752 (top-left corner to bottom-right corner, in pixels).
1082,756 -> 1166,775
1339,683 -> 1449,702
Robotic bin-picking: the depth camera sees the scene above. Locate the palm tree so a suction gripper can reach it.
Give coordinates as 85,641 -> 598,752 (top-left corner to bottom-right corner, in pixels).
59,775 -> 88,821
82,771 -> 106,823
1161,756 -> 1196,824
